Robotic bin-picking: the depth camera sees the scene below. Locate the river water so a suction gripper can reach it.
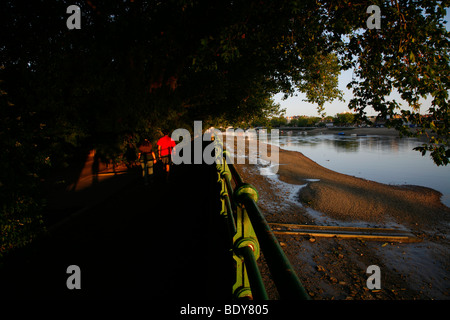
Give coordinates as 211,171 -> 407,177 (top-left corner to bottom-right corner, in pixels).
272,130 -> 450,207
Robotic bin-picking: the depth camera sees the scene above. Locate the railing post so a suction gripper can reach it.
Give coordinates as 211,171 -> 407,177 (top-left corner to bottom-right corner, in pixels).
231,197 -> 268,299
216,162 -> 237,244
238,195 -> 310,300
238,246 -> 268,300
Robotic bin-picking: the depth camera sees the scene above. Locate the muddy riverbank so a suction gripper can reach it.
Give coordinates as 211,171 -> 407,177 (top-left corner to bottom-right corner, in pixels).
232,143 -> 450,299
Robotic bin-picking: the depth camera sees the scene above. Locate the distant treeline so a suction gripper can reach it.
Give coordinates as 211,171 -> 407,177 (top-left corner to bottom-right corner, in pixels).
264,113 -> 358,128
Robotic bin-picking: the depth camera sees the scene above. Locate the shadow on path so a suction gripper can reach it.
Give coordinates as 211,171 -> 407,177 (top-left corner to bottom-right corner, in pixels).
0,142 -> 232,300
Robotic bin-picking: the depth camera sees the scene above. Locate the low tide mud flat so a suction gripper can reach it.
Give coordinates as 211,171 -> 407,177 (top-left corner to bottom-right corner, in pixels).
230,136 -> 449,300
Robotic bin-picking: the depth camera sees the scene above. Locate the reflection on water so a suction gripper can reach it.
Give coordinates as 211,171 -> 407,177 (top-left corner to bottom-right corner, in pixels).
274,131 -> 450,207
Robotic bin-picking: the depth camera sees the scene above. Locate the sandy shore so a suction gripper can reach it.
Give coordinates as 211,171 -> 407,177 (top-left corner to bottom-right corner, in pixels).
231,137 -> 450,299
273,148 -> 449,231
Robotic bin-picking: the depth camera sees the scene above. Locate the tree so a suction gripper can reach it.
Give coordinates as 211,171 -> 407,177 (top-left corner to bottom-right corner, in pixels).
250,97 -> 285,128
334,113 -> 356,126
343,1 -> 449,165
296,53 -> 344,117
1,0 -> 448,163
270,115 -> 288,128
0,74 -> 48,258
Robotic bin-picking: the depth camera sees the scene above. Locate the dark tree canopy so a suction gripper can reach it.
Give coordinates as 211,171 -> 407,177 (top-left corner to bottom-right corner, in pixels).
2,0 -> 448,162
0,0 -> 449,256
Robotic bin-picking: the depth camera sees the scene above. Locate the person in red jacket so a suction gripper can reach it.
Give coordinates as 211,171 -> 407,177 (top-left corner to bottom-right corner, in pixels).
157,130 -> 176,175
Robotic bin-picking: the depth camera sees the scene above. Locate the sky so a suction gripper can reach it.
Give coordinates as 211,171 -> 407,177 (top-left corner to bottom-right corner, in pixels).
274,8 -> 450,118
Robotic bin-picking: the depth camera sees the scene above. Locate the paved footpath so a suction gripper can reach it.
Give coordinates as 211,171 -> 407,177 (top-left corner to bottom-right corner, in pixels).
0,151 -> 232,299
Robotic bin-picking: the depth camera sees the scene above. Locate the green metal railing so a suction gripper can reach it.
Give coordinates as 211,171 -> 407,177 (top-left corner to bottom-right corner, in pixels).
214,138 -> 310,300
